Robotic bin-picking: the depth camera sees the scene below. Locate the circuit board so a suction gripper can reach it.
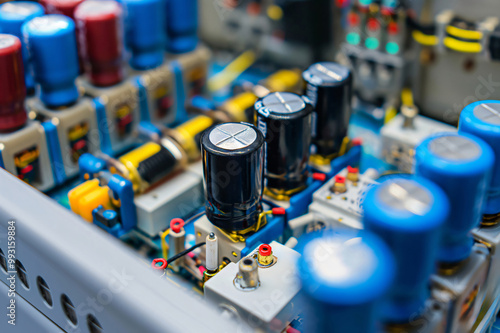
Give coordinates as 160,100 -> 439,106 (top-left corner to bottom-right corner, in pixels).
0,0 -> 499,332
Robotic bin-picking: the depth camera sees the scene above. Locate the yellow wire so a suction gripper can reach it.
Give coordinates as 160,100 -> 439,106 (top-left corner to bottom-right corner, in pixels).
443,37 -> 482,53
446,26 -> 483,40
208,50 -> 256,92
412,30 -> 438,46
161,229 -> 170,259
384,107 -> 398,124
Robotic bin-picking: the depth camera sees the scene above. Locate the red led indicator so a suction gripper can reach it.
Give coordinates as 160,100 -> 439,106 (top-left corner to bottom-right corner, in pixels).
367,18 -> 379,31
348,12 -> 360,26
388,22 -> 399,35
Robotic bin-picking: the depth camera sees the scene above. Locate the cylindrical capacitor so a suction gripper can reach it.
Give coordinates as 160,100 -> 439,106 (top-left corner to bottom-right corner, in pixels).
121,0 -> 165,70
39,0 -> 86,19
169,114 -> 215,162
415,132 -> 494,264
205,233 -> 218,272
254,92 -> 313,197
0,34 -> 26,132
296,229 -> 395,333
74,0 -> 124,87
165,0 -> 198,54
201,122 -> 265,232
364,176 -> 449,323
0,2 -> 44,93
303,62 -> 353,160
459,101 -> 500,219
118,138 -> 187,193
23,15 -> 79,108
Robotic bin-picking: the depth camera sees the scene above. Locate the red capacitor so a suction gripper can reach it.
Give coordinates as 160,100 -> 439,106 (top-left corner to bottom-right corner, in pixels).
0,34 -> 26,132
74,0 -> 124,87
40,0 -> 86,19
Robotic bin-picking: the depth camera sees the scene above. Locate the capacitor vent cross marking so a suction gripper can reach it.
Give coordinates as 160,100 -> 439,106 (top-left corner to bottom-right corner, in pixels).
315,63 -> 343,81
429,135 -> 481,161
261,92 -> 305,114
208,123 -> 257,150
474,103 -> 500,125
379,181 -> 432,216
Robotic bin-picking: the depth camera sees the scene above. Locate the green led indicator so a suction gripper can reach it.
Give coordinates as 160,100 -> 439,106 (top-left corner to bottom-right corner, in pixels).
346,32 -> 360,45
365,37 -> 379,50
386,42 -> 400,54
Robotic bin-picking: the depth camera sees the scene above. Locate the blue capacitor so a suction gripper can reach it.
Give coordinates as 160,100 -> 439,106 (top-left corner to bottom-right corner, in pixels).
165,0 -> 198,54
364,176 -> 449,323
459,101 -> 500,217
121,0 -> 165,70
22,14 -> 79,108
382,0 -> 398,9
415,132 -> 494,263
0,2 -> 44,93
296,229 -> 395,333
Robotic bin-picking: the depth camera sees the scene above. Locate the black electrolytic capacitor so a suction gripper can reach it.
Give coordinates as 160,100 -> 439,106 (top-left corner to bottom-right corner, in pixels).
303,62 -> 353,158
254,92 -> 313,197
201,122 -> 265,232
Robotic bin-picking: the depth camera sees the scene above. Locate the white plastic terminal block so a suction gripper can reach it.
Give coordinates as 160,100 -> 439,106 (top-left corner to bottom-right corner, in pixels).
306,168 -> 379,234
204,241 -> 301,332
381,113 -> 456,172
134,161 -> 204,237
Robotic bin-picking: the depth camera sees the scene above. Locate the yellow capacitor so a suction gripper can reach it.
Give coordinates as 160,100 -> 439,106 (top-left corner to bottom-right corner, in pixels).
221,91 -> 258,122
263,69 -> 302,93
68,179 -> 112,222
171,115 -> 214,161
119,142 -> 162,192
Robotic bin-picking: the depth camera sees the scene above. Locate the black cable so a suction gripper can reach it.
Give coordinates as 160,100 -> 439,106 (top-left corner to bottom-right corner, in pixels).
167,242 -> 206,266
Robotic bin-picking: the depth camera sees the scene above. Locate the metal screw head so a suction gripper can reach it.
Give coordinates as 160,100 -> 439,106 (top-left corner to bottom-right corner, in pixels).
429,135 -> 481,161
473,103 -> 500,125
209,123 -> 257,150
379,179 -> 432,216
261,92 -> 305,114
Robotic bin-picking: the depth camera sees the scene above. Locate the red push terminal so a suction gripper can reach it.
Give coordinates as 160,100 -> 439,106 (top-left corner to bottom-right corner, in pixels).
170,218 -> 185,233
0,34 -> 26,132
74,0 -> 124,87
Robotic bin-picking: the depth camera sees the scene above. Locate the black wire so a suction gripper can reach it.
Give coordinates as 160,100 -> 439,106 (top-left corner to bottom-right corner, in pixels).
167,242 -> 206,266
